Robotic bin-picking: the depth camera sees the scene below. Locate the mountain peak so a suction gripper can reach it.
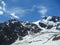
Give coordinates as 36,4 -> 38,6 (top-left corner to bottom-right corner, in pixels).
43,16 -> 60,22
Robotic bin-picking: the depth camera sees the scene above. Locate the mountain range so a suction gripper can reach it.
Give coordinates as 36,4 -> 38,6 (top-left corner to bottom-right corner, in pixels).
0,16 -> 60,45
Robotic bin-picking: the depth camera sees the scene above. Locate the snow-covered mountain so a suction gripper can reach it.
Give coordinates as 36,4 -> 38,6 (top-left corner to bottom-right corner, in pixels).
0,16 -> 60,45
0,0 -> 60,45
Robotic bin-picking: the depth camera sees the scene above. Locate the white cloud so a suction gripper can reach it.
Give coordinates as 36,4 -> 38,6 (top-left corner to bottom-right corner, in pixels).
0,0 -> 6,15
10,13 -> 19,19
1,1 -> 6,6
0,11 -> 3,15
1,1 -> 6,11
7,8 -> 27,19
26,5 -> 48,18
0,0 -> 27,19
37,6 -> 48,18
0,6 -> 2,9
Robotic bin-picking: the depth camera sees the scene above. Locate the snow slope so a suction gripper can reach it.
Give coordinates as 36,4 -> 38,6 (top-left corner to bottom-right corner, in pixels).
11,16 -> 60,45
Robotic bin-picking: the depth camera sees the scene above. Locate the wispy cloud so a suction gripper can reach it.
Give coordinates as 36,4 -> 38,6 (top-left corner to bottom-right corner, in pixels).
0,0 -> 6,15
37,6 -> 48,17
0,0 -> 28,19
1,0 -> 6,11
0,0 -> 48,20
10,13 -> 19,19
7,8 -> 28,19
0,11 -> 3,15
26,5 -> 48,18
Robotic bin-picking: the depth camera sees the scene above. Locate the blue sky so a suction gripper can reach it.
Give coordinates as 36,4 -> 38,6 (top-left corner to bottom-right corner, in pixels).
0,0 -> 60,22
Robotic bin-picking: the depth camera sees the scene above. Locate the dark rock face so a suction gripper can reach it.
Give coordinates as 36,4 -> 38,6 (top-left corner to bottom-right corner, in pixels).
25,23 -> 42,33
48,16 -> 60,22
0,19 -> 41,45
43,16 -> 47,20
39,22 -> 47,28
56,23 -> 60,30
0,25 -> 18,45
47,25 -> 53,29
28,24 -> 42,33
